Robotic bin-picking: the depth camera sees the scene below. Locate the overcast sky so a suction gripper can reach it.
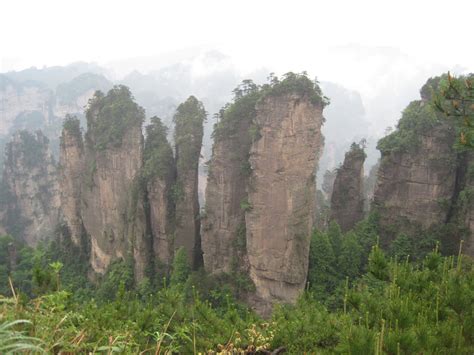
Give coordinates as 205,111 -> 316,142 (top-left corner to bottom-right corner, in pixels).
2,0 -> 473,136
1,0 -> 473,73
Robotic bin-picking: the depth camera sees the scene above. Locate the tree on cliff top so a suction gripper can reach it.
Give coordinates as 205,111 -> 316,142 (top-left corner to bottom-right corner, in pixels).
143,116 -> 174,181
261,72 -> 329,107
85,85 -> 145,150
433,73 -> 474,149
173,96 -> 206,173
212,72 -> 329,142
61,115 -> 82,147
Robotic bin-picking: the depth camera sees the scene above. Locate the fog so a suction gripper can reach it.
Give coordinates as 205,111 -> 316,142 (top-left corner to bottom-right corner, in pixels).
1,0 -> 473,181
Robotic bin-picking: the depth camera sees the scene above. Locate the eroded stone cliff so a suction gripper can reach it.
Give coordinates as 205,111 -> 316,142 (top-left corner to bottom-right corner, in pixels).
246,91 -> 325,309
174,96 -> 205,268
330,143 -> 366,232
58,87 -> 207,280
202,90 -> 258,274
59,116 -> 86,251
202,74 -> 327,312
373,77 -> 474,255
143,116 -> 176,269
0,130 -> 60,246
80,86 -> 147,278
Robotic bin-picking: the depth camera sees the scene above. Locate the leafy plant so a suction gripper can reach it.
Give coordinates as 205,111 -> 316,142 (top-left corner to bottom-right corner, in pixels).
0,320 -> 44,354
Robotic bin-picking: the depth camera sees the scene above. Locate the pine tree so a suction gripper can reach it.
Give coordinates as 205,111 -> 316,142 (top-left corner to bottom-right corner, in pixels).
170,247 -> 190,286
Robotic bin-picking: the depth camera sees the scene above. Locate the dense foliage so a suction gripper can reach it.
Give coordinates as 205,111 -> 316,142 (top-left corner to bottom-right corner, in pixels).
433,73 -> 474,149
1,215 -> 473,353
2,73 -> 474,353
261,72 -> 329,107
173,96 -> 206,173
377,100 -> 441,154
212,82 -> 260,142
85,85 -> 145,150
213,72 -> 328,143
143,116 -> 174,181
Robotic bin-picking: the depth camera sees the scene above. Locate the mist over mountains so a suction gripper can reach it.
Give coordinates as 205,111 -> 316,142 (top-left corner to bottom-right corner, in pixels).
0,46 -> 468,183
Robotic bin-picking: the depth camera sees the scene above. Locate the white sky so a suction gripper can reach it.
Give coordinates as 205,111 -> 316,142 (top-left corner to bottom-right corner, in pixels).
1,0 -> 473,73
1,0 -> 473,137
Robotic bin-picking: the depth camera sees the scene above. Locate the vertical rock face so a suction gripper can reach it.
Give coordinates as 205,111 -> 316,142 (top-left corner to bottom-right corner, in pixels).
330,143 -> 366,232
143,116 -> 176,269
373,77 -> 474,255
364,160 -> 380,212
0,130 -> 60,246
59,116 -> 86,250
80,86 -> 147,277
246,93 -> 324,307
148,178 -> 173,267
374,121 -> 457,241
58,87 -> 190,280
58,88 -> 206,280
174,96 -> 205,267
202,75 -> 327,312
202,93 -> 255,274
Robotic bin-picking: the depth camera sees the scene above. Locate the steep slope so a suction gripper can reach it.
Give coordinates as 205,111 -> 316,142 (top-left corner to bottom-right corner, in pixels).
202,86 -> 259,274
143,116 -> 176,269
373,77 -> 474,255
173,96 -> 206,268
202,74 -> 327,312
58,116 -> 86,251
246,85 -> 325,310
330,143 -> 366,232
59,87 -> 187,279
80,86 -> 147,277
0,130 -> 60,246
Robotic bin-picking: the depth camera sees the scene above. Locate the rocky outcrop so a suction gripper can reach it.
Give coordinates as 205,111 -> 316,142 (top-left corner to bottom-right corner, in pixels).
330,143 -> 365,232
80,86 -> 147,277
0,130 -> 60,246
143,116 -> 176,270
58,88 -> 207,280
202,93 -> 256,274
203,74 -> 327,312
59,116 -> 86,250
375,120 -> 456,233
58,86 -> 150,279
364,160 -> 380,212
246,92 -> 324,309
373,78 -> 474,255
174,96 -> 206,268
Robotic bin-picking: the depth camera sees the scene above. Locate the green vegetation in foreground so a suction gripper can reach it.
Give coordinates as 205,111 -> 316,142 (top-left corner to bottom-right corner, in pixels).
0,219 -> 473,353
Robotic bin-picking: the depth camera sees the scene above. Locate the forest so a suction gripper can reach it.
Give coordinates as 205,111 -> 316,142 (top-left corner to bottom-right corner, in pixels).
0,214 -> 473,353
0,73 -> 472,354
